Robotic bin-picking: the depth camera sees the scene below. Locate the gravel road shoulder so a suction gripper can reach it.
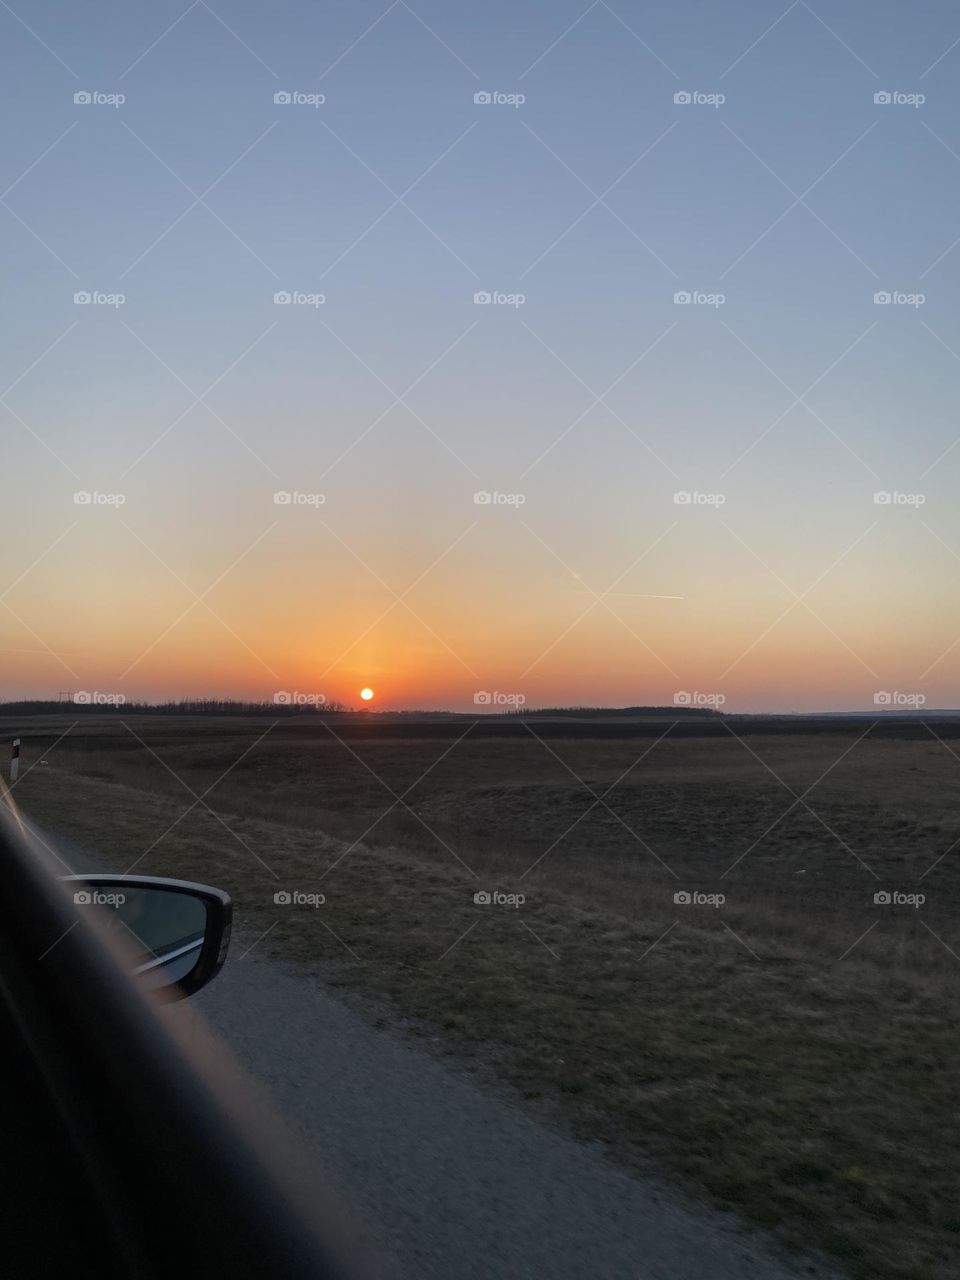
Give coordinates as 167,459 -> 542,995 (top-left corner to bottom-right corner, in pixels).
178,940 -> 838,1280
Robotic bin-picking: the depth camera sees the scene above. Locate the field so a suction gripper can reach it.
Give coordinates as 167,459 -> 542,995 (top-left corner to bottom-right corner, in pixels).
6,711 -> 960,1280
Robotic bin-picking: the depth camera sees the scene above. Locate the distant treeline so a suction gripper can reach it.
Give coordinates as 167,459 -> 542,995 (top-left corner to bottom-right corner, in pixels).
510,705 -> 721,717
0,699 -> 722,718
0,698 -> 350,716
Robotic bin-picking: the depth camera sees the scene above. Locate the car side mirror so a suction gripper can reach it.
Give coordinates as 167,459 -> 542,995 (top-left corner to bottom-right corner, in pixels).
62,874 -> 232,1000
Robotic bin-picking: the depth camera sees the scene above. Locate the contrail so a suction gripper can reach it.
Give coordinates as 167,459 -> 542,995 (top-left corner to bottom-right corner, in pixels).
560,591 -> 685,600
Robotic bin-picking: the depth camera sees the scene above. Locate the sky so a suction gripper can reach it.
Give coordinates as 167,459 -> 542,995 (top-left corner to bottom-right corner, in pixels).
2,0 -> 960,712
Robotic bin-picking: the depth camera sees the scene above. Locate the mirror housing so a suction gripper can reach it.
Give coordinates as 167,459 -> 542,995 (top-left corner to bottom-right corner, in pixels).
63,874 -> 232,1000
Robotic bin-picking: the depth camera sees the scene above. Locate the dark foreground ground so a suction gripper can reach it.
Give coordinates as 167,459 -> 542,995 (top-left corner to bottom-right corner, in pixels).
6,711 -> 960,1280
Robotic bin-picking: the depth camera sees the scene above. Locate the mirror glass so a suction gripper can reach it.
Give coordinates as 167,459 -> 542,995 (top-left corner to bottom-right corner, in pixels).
83,886 -> 208,989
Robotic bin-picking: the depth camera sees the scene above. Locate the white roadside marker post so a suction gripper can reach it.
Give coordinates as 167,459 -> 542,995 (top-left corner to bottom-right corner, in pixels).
10,738 -> 20,782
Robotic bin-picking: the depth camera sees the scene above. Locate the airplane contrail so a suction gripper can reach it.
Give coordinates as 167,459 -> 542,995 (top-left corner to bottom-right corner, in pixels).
560,591 -> 685,600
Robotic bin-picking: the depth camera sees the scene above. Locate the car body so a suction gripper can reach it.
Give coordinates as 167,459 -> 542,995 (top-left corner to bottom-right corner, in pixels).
0,800 -> 367,1279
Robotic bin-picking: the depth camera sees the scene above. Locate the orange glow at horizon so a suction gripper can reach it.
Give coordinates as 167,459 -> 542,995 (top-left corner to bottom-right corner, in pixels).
4,518 -> 959,714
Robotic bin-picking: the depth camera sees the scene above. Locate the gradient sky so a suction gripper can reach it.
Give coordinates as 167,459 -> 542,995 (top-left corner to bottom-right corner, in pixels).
2,0 -> 960,711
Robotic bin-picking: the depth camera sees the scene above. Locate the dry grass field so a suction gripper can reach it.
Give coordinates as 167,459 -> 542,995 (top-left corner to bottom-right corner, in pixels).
6,712 -> 960,1280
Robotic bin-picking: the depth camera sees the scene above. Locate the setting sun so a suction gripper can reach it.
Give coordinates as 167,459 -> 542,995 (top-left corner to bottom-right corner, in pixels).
359,687 -> 375,702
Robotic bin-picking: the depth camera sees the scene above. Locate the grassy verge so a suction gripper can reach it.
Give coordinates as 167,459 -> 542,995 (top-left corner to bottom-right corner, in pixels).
12,758 -> 960,1280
